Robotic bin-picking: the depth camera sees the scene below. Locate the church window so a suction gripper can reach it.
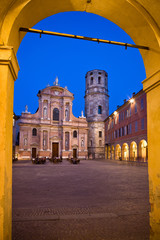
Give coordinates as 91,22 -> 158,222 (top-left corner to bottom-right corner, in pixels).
98,76 -> 101,84
90,72 -> 93,75
99,131 -> 102,137
53,108 -> 59,121
98,105 -> 102,114
73,130 -> 77,138
90,77 -> 93,85
32,128 -> 37,136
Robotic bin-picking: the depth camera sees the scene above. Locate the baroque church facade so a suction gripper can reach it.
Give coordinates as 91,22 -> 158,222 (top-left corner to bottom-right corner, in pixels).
13,70 -> 109,160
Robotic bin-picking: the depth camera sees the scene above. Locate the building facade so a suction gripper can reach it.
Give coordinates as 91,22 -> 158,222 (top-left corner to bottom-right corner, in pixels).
105,90 -> 147,162
85,69 -> 109,159
14,78 -> 88,160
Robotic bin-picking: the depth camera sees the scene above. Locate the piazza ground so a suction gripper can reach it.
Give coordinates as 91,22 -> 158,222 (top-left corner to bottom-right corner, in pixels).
12,159 -> 149,240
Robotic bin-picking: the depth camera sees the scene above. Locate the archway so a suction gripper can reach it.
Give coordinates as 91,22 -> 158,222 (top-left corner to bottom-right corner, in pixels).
0,1 -> 160,239
115,144 -> 121,160
130,141 -> 137,161
122,143 -> 129,161
139,139 -> 148,162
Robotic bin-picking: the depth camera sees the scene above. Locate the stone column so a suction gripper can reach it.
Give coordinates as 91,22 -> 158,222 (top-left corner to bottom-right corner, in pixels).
143,71 -> 160,240
39,129 -> 43,152
62,130 -> 65,151
0,46 -> 19,240
48,100 -> 50,120
69,131 -> 72,151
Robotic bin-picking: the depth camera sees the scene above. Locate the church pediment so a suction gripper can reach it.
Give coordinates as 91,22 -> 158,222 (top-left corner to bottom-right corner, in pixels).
50,135 -> 61,140
30,142 -> 39,146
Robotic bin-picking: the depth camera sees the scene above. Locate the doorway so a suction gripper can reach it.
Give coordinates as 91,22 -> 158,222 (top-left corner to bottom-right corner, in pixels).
52,143 -> 59,158
73,148 -> 77,158
32,148 -> 37,158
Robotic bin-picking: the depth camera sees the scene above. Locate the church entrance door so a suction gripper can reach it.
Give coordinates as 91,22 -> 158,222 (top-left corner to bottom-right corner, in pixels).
32,148 -> 37,158
73,149 -> 77,158
52,143 -> 59,158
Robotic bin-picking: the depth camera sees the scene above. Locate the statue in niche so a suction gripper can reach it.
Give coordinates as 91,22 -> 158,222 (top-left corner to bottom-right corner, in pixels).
81,139 -> 84,147
65,108 -> 69,121
43,107 -> 47,117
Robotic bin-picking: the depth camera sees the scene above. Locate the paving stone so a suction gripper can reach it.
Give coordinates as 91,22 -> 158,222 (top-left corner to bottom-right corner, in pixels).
12,159 -> 149,240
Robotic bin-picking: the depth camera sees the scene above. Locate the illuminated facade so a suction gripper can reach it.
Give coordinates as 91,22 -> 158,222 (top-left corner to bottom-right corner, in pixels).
13,78 -> 88,160
105,90 -> 147,162
85,69 -> 109,159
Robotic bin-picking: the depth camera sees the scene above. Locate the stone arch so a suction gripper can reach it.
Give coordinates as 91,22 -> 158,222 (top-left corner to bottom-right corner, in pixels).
130,141 -> 137,161
1,1 -> 160,76
0,1 -> 160,239
122,143 -> 129,161
115,144 -> 121,160
139,139 -> 148,162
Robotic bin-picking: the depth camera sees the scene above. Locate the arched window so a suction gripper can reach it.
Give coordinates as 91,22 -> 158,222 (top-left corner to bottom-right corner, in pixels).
53,108 -> 59,121
32,128 -> 37,136
98,76 -> 101,84
90,77 -> 93,85
98,105 -> 102,114
73,130 -> 77,138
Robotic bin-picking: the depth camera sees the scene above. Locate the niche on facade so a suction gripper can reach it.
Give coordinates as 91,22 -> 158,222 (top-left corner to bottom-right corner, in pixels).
43,131 -> 48,150
65,132 -> 69,151
43,100 -> 48,119
65,103 -> 70,121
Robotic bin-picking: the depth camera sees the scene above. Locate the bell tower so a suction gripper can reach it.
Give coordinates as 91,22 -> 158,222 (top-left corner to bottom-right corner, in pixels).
85,69 -> 109,159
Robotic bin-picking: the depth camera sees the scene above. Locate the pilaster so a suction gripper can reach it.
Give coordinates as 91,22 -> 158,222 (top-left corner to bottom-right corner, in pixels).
142,70 -> 160,240
0,46 -> 19,240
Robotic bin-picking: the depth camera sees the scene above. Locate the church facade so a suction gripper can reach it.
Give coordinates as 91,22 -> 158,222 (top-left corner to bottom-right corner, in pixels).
14,78 -> 88,160
13,70 -> 109,160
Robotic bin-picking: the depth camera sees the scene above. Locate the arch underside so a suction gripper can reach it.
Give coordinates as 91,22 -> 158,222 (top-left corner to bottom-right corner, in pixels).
0,0 -> 160,77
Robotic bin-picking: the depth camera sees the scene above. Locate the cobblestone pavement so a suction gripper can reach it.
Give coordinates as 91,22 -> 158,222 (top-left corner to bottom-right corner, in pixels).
12,159 -> 150,240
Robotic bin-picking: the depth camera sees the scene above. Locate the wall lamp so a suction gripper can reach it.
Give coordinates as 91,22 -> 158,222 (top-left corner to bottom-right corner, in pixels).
129,98 -> 134,104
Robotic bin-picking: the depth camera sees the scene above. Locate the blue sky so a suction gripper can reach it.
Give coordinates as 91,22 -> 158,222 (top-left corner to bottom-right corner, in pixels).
14,11 -> 146,117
